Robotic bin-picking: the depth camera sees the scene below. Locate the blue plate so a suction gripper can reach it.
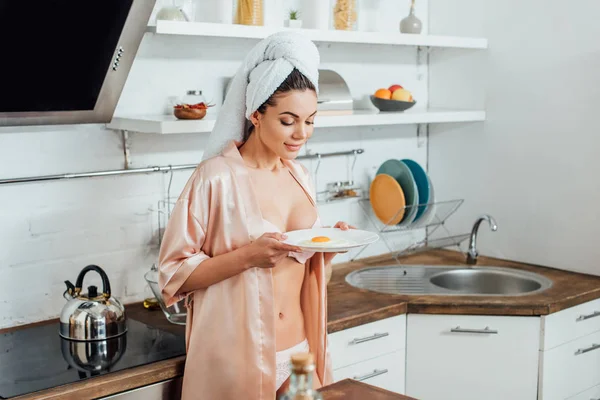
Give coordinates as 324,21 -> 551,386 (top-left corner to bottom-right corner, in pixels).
400,159 -> 430,221
376,159 -> 419,225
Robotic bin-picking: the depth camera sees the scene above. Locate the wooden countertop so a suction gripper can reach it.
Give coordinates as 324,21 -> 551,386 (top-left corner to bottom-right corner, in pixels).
327,249 -> 600,332
320,379 -> 417,399
6,249 -> 600,399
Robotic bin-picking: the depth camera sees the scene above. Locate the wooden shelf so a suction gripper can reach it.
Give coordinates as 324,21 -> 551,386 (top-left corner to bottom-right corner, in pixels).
147,21 -> 488,50
107,109 -> 486,134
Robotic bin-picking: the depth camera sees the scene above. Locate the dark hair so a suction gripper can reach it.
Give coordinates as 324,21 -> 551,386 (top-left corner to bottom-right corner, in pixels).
244,68 -> 316,141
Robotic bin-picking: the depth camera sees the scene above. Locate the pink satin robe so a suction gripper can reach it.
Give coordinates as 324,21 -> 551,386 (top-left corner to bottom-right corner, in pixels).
158,141 -> 333,399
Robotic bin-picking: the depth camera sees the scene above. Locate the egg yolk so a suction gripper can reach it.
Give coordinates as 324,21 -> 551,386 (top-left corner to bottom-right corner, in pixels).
311,236 -> 331,243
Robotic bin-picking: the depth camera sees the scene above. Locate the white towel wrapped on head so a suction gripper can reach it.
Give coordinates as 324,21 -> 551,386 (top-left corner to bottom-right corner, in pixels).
202,31 -> 320,160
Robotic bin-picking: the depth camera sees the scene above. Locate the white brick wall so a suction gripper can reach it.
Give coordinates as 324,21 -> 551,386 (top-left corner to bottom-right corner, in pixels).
0,0 -> 431,328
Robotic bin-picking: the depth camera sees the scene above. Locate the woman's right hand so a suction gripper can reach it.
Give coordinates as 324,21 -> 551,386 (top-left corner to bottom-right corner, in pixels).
244,233 -> 303,269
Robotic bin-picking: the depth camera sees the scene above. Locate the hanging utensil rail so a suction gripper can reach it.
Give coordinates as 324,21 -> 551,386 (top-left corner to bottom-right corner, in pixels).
0,148 -> 365,186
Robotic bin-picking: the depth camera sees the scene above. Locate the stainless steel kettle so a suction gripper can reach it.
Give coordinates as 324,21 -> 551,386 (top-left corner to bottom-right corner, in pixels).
60,265 -> 127,341
61,333 -> 127,377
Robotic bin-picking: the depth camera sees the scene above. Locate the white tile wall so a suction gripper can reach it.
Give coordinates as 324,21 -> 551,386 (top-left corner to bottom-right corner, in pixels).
0,0 -> 430,328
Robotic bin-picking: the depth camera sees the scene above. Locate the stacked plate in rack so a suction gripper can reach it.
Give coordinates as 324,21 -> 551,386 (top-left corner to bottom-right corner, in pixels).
369,159 -> 437,228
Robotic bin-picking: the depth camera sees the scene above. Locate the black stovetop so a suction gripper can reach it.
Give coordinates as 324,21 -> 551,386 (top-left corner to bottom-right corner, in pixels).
0,319 -> 186,399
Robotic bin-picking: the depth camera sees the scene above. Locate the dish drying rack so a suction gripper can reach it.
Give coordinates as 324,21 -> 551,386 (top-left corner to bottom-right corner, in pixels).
353,197 -> 470,262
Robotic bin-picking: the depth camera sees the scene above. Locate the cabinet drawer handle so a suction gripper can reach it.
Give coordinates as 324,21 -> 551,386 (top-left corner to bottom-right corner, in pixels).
348,332 -> 389,345
576,310 -> 600,322
353,368 -> 389,382
575,343 -> 600,356
450,326 -> 498,334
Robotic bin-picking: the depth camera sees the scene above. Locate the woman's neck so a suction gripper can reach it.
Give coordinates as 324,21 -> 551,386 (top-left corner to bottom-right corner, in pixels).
239,133 -> 284,171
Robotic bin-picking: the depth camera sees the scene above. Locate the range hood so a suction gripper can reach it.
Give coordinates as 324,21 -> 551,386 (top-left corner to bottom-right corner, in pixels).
0,0 -> 156,127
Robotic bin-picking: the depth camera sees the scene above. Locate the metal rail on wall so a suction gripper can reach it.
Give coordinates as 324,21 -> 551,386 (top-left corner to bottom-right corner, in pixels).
0,149 -> 364,186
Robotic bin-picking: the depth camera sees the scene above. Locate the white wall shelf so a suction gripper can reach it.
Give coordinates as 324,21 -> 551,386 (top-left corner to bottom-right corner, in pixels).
107,109 -> 486,134
147,21 -> 488,50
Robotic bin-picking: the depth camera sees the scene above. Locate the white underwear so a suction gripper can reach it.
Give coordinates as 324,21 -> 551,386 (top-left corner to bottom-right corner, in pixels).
275,338 -> 309,390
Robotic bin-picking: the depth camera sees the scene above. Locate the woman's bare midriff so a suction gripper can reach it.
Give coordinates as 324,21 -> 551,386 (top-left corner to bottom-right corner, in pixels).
272,256 -> 306,351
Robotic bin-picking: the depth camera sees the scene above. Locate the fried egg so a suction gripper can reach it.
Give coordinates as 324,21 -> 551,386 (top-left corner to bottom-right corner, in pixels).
298,236 -> 353,247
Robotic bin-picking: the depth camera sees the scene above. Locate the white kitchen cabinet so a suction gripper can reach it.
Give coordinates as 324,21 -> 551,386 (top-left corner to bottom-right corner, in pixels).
405,314 -> 540,400
328,315 -> 406,370
328,315 -> 406,394
540,329 -> 600,400
333,350 -> 405,394
539,298 -> 600,400
541,297 -> 600,350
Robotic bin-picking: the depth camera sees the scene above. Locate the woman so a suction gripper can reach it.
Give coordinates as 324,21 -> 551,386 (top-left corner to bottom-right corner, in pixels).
158,32 -> 351,399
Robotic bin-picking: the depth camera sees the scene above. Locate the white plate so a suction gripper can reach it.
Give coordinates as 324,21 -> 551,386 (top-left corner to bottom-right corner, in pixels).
283,227 -> 380,252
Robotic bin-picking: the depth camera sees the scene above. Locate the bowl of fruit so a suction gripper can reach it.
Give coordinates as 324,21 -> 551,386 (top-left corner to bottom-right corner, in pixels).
370,84 -> 416,112
173,102 -> 214,120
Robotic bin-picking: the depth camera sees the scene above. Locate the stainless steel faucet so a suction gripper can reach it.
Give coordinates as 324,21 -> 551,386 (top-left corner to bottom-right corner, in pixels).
466,215 -> 498,265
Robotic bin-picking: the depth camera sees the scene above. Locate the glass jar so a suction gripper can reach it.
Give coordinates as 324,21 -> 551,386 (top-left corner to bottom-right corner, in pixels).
235,0 -> 263,26
333,0 -> 357,31
181,90 -> 206,105
359,0 -> 380,32
214,0 -> 234,24
156,0 -> 188,21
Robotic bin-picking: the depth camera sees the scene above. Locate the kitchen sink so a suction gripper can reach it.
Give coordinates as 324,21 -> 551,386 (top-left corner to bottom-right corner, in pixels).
345,265 -> 553,296
428,269 -> 547,295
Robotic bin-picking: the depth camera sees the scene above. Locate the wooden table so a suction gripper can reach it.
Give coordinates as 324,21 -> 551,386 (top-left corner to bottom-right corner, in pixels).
320,379 -> 417,399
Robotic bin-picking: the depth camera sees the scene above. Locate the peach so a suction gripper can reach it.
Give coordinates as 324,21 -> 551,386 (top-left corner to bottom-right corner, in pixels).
391,88 -> 412,102
374,88 -> 392,99
388,84 -> 403,93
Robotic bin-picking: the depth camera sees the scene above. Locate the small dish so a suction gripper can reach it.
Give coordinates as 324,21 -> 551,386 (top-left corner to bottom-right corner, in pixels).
173,108 -> 207,120
173,102 -> 214,120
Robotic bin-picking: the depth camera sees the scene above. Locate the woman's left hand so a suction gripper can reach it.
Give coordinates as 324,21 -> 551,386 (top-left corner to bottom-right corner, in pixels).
323,221 -> 356,264
332,221 -> 356,231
